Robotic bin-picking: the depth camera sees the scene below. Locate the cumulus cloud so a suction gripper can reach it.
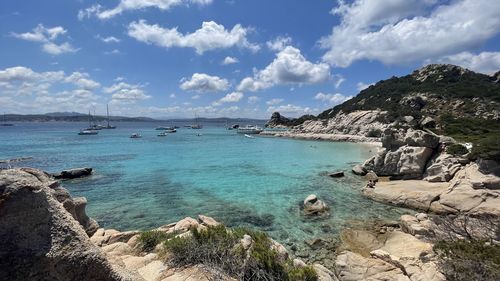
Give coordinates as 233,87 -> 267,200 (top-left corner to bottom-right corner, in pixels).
180,73 -> 230,93
321,0 -> 500,67
434,51 -> 500,74
237,46 -> 330,92
247,96 -> 260,104
266,98 -> 284,105
0,66 -> 105,113
128,20 -> 260,54
266,36 -> 292,51
78,0 -> 213,20
104,82 -> 151,104
11,24 -> 78,55
314,92 -> 352,104
222,56 -> 239,65
65,72 -> 101,90
267,104 -> 316,117
213,91 -> 244,106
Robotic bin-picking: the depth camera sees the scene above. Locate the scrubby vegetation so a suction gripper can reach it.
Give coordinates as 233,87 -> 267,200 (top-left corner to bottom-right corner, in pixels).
137,230 -> 179,252
161,225 -> 318,281
434,240 -> 500,281
446,143 -> 469,156
439,115 -> 500,161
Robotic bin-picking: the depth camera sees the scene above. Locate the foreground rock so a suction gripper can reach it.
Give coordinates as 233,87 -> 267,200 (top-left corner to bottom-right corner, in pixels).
0,168 -> 138,281
303,194 -> 329,216
54,167 -> 93,179
335,214 -> 445,281
363,164 -> 500,216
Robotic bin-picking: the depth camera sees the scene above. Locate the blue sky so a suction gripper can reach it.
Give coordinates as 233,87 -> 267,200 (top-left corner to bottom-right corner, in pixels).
0,0 -> 499,119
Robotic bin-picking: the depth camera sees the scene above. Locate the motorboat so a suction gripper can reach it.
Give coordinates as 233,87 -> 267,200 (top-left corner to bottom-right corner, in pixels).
130,133 -> 142,138
78,129 -> 98,135
157,132 -> 168,137
237,125 -> 263,134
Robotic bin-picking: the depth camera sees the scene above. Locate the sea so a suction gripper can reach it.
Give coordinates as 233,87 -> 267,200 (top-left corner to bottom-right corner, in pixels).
0,121 -> 409,246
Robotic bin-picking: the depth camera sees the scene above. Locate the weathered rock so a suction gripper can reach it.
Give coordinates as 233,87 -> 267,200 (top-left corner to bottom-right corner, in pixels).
362,180 -> 448,211
329,171 -> 345,178
420,117 -> 436,128
303,194 -> 329,216
365,171 -> 379,182
0,168 -> 139,281
340,229 -> 383,257
382,129 -> 439,150
424,153 -> 464,182
352,164 -> 367,176
173,217 -> 199,232
197,215 -> 220,227
54,167 -> 93,179
335,251 -> 410,281
364,146 -> 434,179
314,263 -> 339,281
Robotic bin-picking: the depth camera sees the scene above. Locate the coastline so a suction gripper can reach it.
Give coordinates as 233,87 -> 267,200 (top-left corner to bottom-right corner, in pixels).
259,130 -> 382,145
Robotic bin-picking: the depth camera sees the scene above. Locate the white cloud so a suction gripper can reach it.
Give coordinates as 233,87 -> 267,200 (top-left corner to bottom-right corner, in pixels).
434,51 -> 500,74
267,104 -> 316,117
356,82 -> 374,91
98,35 -> 121,43
333,74 -> 345,88
180,73 -> 230,92
65,72 -> 101,90
191,94 -> 201,100
222,56 -> 239,65
213,91 -> 243,106
266,36 -> 292,51
314,92 -> 352,104
321,0 -> 500,67
247,96 -> 260,104
266,98 -> 284,105
78,0 -> 213,20
128,20 -> 260,54
169,93 -> 176,98
237,46 -> 330,92
11,24 -> 78,55
104,82 -> 151,104
104,49 -> 123,55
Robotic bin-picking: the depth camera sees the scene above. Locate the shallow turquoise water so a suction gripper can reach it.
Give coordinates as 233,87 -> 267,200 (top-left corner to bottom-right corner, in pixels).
0,122 -> 408,244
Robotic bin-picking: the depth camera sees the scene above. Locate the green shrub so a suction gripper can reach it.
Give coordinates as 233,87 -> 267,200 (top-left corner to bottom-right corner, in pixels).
163,225 -> 318,281
447,144 -> 469,156
434,240 -> 500,281
137,230 -> 179,252
366,128 -> 382,138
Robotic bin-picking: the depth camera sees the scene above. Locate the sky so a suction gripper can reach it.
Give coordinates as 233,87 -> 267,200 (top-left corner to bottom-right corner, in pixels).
0,0 -> 499,119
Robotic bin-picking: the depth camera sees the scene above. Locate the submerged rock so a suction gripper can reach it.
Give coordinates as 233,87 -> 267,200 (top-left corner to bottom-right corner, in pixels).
329,171 -> 345,178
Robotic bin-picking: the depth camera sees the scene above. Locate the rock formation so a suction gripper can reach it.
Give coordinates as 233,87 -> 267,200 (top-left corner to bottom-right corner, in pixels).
265,111 -> 291,127
303,194 -> 329,216
53,167 -> 93,179
0,168 -> 139,281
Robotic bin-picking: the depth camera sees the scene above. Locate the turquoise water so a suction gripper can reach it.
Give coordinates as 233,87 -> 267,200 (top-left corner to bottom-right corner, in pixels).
0,122 -> 408,245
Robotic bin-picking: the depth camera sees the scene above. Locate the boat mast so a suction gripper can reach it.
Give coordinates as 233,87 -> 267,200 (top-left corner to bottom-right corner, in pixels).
88,110 -> 92,127
106,104 -> 110,127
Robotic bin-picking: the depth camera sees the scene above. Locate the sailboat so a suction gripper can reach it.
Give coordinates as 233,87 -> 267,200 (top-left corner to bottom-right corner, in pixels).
191,114 -> 203,129
103,104 -> 116,129
78,111 -> 99,135
0,113 -> 13,126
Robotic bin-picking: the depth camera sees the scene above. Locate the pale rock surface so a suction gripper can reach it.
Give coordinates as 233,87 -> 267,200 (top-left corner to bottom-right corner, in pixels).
424,153 -> 464,182
0,168 -> 140,281
303,194 -> 329,216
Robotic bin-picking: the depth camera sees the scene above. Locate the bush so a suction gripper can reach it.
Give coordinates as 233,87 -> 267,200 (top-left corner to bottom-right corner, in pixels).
447,144 -> 469,156
162,225 -> 318,281
366,128 -> 382,138
137,230 -> 179,252
434,240 -> 500,281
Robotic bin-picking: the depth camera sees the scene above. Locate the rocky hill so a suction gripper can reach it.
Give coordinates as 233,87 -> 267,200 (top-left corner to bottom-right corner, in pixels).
267,64 -> 500,160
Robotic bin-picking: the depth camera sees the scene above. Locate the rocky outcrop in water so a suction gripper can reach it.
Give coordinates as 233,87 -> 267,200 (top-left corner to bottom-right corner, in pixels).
265,111 -> 292,128
54,167 -> 93,179
303,194 -> 329,216
0,168 -> 139,281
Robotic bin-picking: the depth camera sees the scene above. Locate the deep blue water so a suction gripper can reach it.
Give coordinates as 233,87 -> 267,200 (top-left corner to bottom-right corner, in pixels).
0,122 -> 408,244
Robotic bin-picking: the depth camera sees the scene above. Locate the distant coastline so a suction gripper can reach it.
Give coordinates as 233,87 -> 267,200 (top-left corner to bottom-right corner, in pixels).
1,112 -> 266,123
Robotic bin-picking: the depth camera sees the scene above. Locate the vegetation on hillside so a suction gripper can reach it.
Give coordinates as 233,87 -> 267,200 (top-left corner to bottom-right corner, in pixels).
158,225 -> 318,281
